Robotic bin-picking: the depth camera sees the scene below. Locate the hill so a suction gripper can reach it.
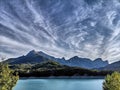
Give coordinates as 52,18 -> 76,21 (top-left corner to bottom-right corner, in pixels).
10,60 -> 111,77
99,61 -> 120,71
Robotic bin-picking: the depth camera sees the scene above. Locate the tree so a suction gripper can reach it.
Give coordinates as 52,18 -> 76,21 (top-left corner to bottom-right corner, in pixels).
0,63 -> 19,90
103,72 -> 120,90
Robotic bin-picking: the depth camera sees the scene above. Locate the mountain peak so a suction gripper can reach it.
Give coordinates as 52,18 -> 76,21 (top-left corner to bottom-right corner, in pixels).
94,58 -> 103,61
61,57 -> 65,60
38,51 -> 46,55
26,50 -> 37,56
94,58 -> 108,64
71,56 -> 79,59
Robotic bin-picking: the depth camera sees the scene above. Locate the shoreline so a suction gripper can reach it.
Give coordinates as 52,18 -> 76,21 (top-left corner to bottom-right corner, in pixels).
20,76 -> 105,79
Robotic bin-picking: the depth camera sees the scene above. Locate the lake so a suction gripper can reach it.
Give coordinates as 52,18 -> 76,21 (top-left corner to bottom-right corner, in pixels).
13,78 -> 104,90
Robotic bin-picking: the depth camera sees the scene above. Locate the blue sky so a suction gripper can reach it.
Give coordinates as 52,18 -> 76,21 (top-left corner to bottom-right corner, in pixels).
0,0 -> 120,63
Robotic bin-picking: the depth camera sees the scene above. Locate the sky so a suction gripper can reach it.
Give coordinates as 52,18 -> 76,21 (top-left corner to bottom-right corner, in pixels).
0,0 -> 120,63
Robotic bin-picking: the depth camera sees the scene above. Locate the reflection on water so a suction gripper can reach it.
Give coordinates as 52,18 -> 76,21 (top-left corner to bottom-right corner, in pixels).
13,78 -> 103,90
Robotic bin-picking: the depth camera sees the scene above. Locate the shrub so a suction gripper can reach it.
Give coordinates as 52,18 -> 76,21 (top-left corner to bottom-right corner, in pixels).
0,63 -> 19,90
103,72 -> 120,90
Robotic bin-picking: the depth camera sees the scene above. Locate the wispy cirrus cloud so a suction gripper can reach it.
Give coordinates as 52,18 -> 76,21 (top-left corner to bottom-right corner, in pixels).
0,0 -> 120,63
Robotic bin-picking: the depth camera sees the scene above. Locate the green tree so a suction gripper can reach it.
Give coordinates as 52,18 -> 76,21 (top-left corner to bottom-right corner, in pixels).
103,72 -> 120,90
0,63 -> 19,90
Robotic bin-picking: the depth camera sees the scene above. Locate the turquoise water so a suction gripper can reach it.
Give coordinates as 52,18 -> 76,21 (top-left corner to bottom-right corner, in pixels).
13,78 -> 103,90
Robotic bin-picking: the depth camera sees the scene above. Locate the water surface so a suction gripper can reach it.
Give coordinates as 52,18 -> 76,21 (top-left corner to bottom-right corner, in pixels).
13,78 -> 103,90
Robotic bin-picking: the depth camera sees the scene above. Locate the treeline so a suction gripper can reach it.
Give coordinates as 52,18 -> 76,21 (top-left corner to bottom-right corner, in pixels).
0,63 -> 19,90
10,61 -> 112,77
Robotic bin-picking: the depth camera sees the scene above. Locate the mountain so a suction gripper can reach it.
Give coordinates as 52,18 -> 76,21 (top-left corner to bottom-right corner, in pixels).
99,61 -> 120,71
5,50 -> 50,64
5,50 -> 108,69
30,50 -> 108,69
65,57 -> 108,69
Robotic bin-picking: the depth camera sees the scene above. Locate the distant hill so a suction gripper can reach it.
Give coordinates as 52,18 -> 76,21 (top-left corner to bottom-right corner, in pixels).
64,57 -> 108,69
10,60 -> 110,77
5,50 -> 108,69
99,61 -> 120,71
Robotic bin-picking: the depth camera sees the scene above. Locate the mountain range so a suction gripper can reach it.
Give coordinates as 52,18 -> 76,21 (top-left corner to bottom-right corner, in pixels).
6,50 -> 108,69
99,60 -> 120,71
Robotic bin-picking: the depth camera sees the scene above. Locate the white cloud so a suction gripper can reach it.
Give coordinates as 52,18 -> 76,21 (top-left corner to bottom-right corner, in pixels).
0,0 -> 120,63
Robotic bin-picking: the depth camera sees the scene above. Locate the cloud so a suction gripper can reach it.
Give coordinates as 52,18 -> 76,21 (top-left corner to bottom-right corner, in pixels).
0,0 -> 120,63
